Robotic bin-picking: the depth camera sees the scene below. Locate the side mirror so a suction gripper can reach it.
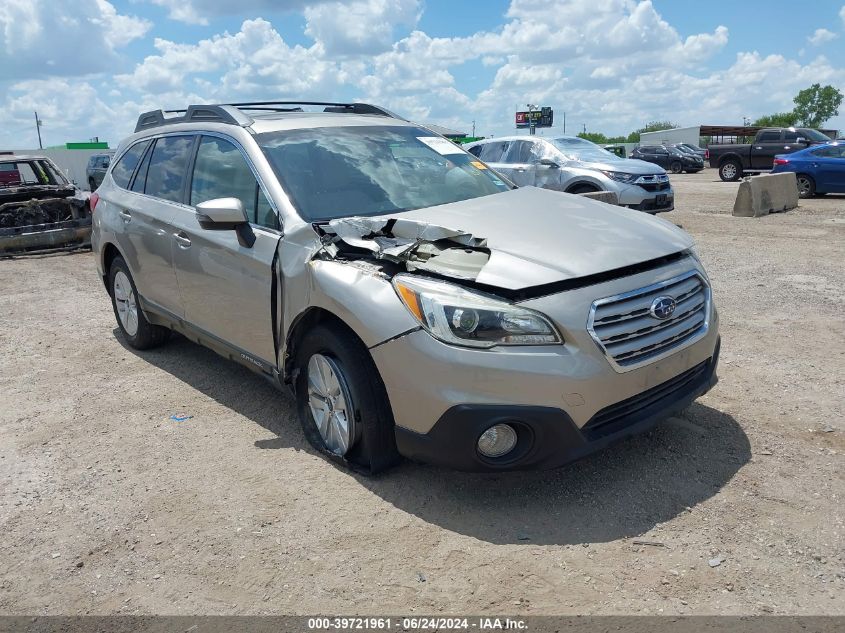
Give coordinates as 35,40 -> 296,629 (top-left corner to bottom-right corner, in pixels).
196,197 -> 255,247
538,158 -> 559,168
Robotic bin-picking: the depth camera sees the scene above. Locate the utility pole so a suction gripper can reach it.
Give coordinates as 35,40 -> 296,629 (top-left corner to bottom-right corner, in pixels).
34,111 -> 43,149
472,120 -> 476,137
563,111 -> 566,134
582,123 -> 587,134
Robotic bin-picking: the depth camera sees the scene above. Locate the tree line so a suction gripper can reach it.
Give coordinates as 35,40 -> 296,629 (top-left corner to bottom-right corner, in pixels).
575,84 -> 843,145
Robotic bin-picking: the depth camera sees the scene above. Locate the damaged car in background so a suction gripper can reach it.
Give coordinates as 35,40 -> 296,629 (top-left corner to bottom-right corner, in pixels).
92,101 -> 720,473
0,155 -> 92,255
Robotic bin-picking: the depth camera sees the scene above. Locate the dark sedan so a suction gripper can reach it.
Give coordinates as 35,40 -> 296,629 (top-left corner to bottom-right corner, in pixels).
771,142 -> 845,198
631,145 -> 703,174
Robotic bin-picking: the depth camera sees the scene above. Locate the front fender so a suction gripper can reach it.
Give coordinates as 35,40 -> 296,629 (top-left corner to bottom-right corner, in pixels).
287,259 -> 420,351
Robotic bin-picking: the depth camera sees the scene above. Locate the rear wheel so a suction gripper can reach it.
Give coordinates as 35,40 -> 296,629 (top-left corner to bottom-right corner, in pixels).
719,159 -> 742,182
796,174 -> 816,199
108,257 -> 170,350
294,323 -> 399,474
670,161 -> 683,174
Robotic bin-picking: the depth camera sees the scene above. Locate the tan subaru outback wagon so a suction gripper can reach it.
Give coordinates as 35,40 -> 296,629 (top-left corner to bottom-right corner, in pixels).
91,101 -> 719,473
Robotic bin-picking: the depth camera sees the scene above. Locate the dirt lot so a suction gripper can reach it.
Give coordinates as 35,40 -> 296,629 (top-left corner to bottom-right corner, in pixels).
1,171 -> 843,616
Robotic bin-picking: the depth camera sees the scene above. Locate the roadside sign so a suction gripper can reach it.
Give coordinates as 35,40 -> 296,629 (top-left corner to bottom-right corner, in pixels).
516,107 -> 553,128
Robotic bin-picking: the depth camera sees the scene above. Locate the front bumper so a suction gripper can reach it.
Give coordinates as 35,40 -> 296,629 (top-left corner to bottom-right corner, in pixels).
616,183 -> 674,213
395,339 -> 719,471
0,218 -> 92,255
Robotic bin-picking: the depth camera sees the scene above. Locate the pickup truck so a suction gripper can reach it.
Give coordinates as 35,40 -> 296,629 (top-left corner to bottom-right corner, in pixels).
708,127 -> 832,181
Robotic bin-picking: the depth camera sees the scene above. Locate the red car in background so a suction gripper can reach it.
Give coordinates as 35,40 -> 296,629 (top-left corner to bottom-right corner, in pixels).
0,162 -> 22,186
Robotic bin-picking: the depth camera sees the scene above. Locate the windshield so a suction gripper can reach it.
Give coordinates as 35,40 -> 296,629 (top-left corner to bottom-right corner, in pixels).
550,137 -> 622,162
256,126 -> 510,221
801,129 -> 832,142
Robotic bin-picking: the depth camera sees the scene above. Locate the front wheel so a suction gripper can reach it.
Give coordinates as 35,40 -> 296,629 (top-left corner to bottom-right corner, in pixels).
796,174 -> 816,199
719,160 -> 742,181
108,257 -> 170,349
670,161 -> 683,174
294,323 -> 399,474
568,183 -> 601,194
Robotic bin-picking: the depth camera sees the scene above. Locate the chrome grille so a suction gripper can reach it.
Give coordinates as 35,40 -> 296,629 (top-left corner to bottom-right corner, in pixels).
587,270 -> 710,372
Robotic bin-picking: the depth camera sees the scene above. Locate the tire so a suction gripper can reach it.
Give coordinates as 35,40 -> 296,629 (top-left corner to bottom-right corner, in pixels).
719,159 -> 742,182
796,174 -> 816,199
568,183 -> 600,194
108,257 -> 171,350
670,161 -> 683,174
294,323 -> 399,474
88,177 -> 97,192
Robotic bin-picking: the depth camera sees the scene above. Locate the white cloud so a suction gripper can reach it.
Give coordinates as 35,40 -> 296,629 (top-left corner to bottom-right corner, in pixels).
116,19 -> 343,99
148,0 -> 326,25
2,0 -> 845,148
0,0 -> 150,78
304,0 -> 420,55
808,28 -> 837,46
840,5 -> 845,28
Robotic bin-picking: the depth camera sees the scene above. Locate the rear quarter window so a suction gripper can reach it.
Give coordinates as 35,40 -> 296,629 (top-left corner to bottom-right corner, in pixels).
111,141 -> 151,189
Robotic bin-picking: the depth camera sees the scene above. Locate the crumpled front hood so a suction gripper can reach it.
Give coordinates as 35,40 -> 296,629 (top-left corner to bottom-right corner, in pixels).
390,186 -> 693,290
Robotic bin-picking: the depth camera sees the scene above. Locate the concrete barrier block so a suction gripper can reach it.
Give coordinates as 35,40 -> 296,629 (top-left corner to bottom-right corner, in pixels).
579,190 -> 620,205
732,172 -> 799,217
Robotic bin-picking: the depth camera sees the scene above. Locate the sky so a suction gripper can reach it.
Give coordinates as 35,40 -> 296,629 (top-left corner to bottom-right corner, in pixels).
1,0 -> 844,148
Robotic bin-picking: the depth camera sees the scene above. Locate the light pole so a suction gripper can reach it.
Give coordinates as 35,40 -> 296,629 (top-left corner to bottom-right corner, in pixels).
527,103 -> 538,136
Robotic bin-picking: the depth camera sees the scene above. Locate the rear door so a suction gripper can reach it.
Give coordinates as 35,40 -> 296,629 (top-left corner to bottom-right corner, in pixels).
812,145 -> 845,192
476,141 -> 513,181
751,130 -> 785,170
499,140 -> 537,186
169,134 -> 282,367
647,147 -> 669,168
108,137 -> 187,317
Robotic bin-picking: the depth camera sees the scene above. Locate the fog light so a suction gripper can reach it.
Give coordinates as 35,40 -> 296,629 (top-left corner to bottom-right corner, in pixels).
477,423 -> 518,458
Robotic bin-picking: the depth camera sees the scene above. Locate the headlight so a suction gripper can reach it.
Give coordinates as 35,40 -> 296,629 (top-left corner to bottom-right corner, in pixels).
599,170 -> 638,183
392,275 -> 562,348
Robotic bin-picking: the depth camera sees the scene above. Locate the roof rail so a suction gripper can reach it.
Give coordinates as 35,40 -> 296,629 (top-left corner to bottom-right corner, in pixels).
134,100 -> 404,132
134,105 -> 254,133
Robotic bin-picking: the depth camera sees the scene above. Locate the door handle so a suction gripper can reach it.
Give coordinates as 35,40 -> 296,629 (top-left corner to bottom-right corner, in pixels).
118,210 -> 131,222
173,232 -> 192,248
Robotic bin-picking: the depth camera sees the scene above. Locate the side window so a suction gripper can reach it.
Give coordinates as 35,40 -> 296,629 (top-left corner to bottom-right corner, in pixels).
467,145 -> 482,157
479,142 -> 508,163
812,145 -> 844,158
783,131 -> 799,142
144,135 -> 195,203
504,141 -> 533,163
190,136 -> 279,230
130,143 -> 153,193
654,147 -> 668,155
111,141 -> 150,189
757,131 -> 781,142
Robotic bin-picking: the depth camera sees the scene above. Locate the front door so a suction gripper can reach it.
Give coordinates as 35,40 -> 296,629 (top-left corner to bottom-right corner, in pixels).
170,135 -> 282,367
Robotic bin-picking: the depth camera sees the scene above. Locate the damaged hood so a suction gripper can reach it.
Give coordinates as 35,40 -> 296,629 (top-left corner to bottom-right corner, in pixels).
325,186 -> 693,291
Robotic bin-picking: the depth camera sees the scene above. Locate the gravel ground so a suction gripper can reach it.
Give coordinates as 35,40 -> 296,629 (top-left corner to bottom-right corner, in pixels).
1,171 -> 843,616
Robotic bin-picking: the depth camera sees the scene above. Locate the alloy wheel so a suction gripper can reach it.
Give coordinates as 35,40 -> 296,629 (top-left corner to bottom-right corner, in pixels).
307,353 -> 355,456
113,271 -> 139,336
